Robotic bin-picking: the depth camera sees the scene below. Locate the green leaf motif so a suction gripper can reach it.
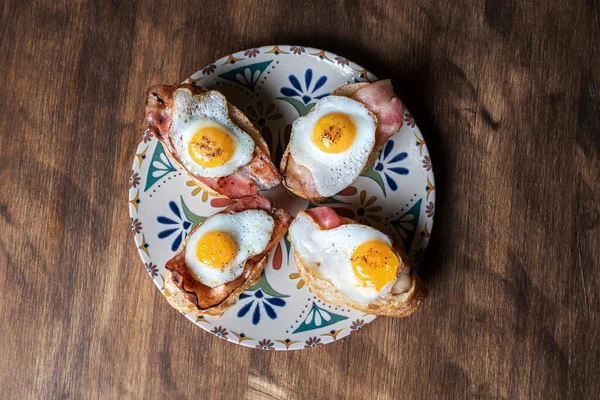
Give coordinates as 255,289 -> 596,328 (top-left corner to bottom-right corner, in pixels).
276,96 -> 315,117
248,272 -> 289,298
360,164 -> 386,196
145,142 -> 177,192
218,60 -> 272,92
390,199 -> 422,251
293,302 -> 348,333
283,235 -> 292,263
180,195 -> 206,229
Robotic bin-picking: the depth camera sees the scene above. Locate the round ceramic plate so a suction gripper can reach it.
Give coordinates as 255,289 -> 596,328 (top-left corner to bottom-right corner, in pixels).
129,45 -> 435,350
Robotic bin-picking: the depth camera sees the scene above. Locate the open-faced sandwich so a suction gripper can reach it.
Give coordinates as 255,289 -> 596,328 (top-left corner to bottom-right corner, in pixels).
288,206 -> 426,317
145,84 -> 281,199
163,195 -> 292,316
280,79 -> 404,203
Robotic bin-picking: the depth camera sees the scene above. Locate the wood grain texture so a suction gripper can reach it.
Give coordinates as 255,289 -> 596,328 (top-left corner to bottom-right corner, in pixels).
0,0 -> 598,398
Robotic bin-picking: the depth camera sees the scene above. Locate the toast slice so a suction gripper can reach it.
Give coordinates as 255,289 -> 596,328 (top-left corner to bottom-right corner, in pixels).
280,82 -> 390,203
162,196 -> 292,317
290,214 -> 427,318
146,84 -> 277,198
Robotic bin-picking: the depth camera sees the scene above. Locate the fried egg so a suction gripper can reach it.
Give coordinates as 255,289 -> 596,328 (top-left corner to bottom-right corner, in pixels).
289,212 -> 399,302
185,210 -> 274,287
289,96 -> 377,197
170,90 -> 255,178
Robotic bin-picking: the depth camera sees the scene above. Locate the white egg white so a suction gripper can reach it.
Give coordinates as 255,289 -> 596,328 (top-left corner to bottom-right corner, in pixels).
185,210 -> 274,288
289,96 -> 376,197
170,89 -> 255,178
289,212 -> 397,303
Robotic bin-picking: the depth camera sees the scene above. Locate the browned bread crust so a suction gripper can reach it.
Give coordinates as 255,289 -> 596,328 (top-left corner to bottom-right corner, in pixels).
281,82 -> 386,203
163,258 -> 265,317
146,84 -> 273,198
290,215 -> 427,317
163,203 -> 292,317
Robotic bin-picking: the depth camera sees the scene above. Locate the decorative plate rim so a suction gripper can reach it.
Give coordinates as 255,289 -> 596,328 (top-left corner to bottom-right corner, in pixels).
128,45 -> 435,350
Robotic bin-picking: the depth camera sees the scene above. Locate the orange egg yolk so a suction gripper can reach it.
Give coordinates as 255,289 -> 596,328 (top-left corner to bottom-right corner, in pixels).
188,126 -> 235,168
195,231 -> 237,269
312,113 -> 356,153
351,241 -> 399,291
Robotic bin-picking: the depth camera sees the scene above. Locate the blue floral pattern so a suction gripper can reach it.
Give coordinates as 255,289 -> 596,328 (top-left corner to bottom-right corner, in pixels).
236,273 -> 289,325
237,289 -> 286,325
280,69 -> 329,105
157,201 -> 192,252
374,140 -> 409,191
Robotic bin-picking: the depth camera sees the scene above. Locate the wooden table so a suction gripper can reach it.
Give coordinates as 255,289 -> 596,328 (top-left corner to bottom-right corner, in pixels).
1,0 -> 598,398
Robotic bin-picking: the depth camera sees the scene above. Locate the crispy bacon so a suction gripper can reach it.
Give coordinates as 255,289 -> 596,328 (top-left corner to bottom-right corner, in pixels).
199,171 -> 259,200
145,84 -> 281,199
239,151 -> 281,190
166,195 -> 292,311
146,85 -> 175,135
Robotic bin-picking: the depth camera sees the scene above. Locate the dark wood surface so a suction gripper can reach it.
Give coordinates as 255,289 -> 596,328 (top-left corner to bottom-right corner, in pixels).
1,0 -> 598,398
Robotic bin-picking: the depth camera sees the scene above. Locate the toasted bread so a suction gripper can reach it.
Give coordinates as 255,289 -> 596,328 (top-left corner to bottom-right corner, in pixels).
160,196 -> 293,317
147,84 -> 273,198
290,216 -> 427,317
163,258 -> 264,317
281,82 -> 389,203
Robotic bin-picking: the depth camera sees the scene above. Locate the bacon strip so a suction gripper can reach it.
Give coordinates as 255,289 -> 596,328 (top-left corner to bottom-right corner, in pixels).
228,194 -> 272,212
166,195 -> 292,310
145,84 -> 280,199
239,151 -> 281,190
351,79 -> 404,146
282,156 -> 319,199
305,206 -> 343,229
